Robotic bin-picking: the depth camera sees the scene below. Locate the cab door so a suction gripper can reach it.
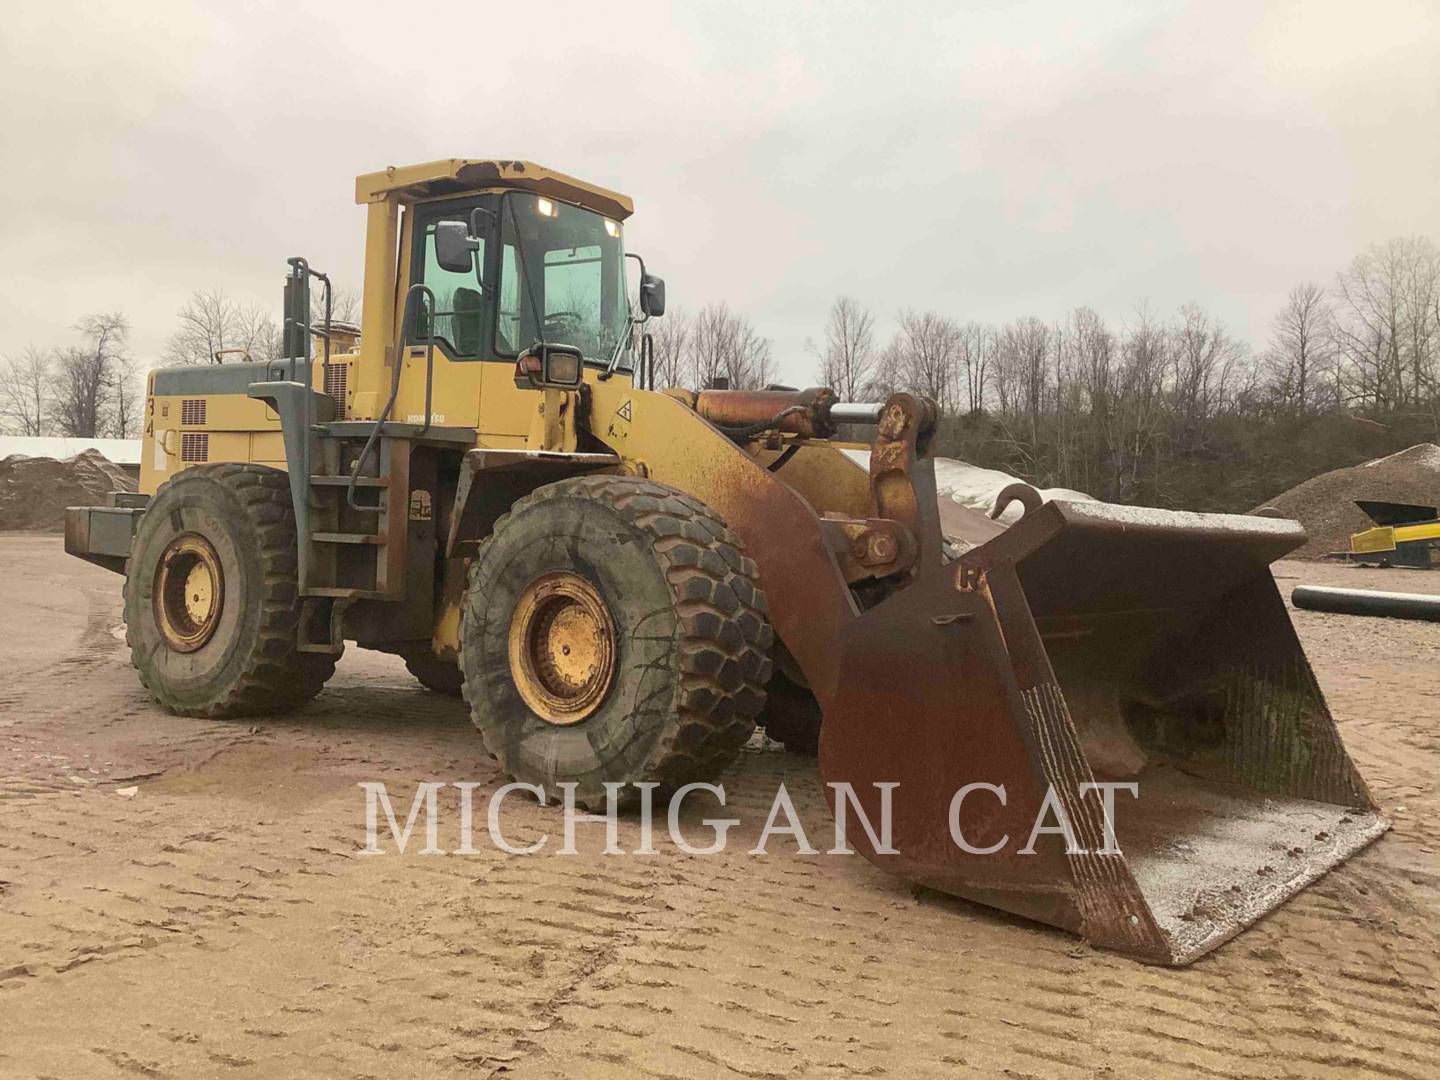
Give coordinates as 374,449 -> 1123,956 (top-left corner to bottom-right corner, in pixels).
395,199 -> 496,431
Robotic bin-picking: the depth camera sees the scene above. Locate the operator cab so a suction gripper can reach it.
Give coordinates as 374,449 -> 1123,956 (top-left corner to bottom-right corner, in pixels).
422,192 -> 632,370
354,160 -> 665,391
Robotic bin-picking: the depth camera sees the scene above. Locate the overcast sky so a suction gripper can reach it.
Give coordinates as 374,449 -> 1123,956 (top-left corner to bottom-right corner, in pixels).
2,1 -> 1437,384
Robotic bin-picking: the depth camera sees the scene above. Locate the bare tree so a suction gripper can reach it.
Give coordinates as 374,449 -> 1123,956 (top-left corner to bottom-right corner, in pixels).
686,303 -> 774,389
312,286 -> 362,328
955,321 -> 993,413
54,313 -> 130,438
864,337 -> 902,400
812,297 -> 875,400
111,355 -> 142,438
646,308 -> 691,389
990,317 -> 1053,472
1331,237 -> 1439,409
1111,304 -> 1169,501
889,310 -> 962,413
990,317 -> 1048,428
165,288 -> 281,365
0,347 -> 53,436
1170,303 -> 1244,424
1265,282 -> 1331,413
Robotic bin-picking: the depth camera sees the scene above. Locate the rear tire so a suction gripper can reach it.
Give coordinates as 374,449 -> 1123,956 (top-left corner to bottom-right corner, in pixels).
462,475 -> 772,806
124,463 -> 335,718
402,650 -> 464,697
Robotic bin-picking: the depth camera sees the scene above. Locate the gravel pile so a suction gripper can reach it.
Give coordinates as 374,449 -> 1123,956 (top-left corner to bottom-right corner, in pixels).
1252,444 -> 1440,559
0,450 -> 137,532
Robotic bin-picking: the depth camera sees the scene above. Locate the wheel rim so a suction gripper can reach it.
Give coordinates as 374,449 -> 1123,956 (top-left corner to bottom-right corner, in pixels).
508,572 -> 616,725
154,533 -> 224,653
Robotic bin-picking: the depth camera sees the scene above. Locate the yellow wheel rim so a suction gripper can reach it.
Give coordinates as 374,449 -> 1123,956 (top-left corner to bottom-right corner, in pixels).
508,572 -> 616,725
154,533 -> 224,653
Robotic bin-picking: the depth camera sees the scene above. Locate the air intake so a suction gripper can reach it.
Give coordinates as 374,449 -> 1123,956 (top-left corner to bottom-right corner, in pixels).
180,399 -> 206,426
180,432 -> 209,463
325,363 -> 348,408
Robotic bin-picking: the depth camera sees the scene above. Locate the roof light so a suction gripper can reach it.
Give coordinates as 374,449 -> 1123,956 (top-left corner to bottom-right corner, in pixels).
604,218 -> 619,238
535,197 -> 555,217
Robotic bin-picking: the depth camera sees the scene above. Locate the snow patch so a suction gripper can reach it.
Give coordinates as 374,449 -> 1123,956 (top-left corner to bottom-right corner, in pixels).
841,449 -> 1095,523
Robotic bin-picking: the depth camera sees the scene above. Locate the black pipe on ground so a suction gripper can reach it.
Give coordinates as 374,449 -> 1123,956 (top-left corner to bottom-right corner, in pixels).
1292,584 -> 1440,622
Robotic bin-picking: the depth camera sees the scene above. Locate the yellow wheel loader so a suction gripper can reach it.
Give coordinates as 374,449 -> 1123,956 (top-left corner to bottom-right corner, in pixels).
65,159 -> 1387,964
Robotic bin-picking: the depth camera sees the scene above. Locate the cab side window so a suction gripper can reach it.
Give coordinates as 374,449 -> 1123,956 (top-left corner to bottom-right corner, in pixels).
412,214 -> 489,359
497,243 -> 521,356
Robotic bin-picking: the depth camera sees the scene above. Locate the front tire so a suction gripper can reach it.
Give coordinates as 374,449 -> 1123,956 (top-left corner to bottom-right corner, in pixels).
462,475 -> 772,806
124,463 -> 335,717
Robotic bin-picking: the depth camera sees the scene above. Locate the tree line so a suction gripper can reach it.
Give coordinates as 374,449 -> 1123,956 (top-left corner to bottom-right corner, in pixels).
0,314 -> 140,439
0,288 -> 362,440
658,235 -> 1440,513
7,237 -> 1437,515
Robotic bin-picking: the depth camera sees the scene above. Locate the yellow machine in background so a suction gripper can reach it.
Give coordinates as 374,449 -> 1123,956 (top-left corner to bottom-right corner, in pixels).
65,159 -> 1387,965
1345,500 -> 1440,567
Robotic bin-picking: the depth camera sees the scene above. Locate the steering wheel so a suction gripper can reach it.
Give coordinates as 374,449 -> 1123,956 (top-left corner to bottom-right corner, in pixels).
544,311 -> 584,334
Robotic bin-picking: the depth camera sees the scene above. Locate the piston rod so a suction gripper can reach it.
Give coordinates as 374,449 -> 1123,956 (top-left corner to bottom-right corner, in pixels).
830,402 -> 885,425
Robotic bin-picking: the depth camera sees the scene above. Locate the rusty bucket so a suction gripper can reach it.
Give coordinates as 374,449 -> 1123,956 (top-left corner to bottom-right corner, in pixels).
817,489 -> 1388,965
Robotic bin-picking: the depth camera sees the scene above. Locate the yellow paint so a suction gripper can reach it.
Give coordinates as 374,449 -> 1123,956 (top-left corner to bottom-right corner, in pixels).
355,159 -> 633,221
752,442 -> 873,520
1350,526 -> 1396,554
356,198 -> 400,415
132,159 -> 866,672
433,590 -> 463,655
1350,521 -> 1440,554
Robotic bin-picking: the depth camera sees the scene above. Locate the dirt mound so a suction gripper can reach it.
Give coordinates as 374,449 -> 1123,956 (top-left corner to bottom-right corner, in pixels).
0,449 -> 137,532
1253,443 -> 1440,558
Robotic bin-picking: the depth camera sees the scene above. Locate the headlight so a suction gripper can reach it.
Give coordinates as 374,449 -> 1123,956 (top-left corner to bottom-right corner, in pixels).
546,351 -> 582,385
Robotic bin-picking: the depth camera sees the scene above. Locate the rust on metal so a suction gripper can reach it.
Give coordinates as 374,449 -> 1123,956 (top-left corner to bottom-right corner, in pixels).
818,516 -> 916,582
867,393 -> 942,571
816,481 -> 1388,965
695,387 -> 839,439
991,481 -> 1043,520
153,533 -> 224,653
508,571 -> 617,725
594,385 -> 1388,964
445,448 -> 619,558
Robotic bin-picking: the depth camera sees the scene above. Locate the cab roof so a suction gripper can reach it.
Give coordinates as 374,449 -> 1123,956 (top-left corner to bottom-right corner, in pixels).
354,159 -> 634,220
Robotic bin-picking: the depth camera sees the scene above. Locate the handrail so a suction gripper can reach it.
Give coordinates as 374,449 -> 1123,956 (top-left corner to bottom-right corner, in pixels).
346,283 -> 435,510
283,257 -> 334,500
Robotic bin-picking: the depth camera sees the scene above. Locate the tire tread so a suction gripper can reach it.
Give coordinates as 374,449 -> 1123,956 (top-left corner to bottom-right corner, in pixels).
463,474 -> 772,798
125,463 -> 335,718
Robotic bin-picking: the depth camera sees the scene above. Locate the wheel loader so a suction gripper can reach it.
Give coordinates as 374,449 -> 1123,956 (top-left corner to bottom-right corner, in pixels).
66,159 -> 1387,964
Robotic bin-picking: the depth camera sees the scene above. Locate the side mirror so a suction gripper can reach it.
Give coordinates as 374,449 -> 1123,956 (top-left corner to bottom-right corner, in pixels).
435,221 -> 479,273
515,343 -> 584,389
639,273 -> 666,318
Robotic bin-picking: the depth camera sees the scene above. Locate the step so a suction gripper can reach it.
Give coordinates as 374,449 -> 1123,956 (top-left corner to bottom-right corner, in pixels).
309,475 -> 388,488
311,531 -> 385,545
303,587 -> 394,600
298,641 -> 346,655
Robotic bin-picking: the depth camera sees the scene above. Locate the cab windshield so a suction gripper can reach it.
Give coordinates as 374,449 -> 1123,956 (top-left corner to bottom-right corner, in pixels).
497,192 -> 631,369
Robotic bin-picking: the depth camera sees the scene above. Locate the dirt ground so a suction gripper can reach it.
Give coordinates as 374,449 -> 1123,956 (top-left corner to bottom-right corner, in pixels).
1,533 -> 1437,1079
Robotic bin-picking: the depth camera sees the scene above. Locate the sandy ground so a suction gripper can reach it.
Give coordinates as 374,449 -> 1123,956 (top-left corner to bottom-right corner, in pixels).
1,532 -> 1437,1079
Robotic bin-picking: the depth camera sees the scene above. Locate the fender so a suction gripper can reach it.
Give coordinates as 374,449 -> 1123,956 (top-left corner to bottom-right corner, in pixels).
443,447 -> 621,558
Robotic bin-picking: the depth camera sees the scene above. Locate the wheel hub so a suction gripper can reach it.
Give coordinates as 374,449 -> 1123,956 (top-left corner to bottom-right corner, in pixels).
154,533 -> 224,653
508,572 -> 616,725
